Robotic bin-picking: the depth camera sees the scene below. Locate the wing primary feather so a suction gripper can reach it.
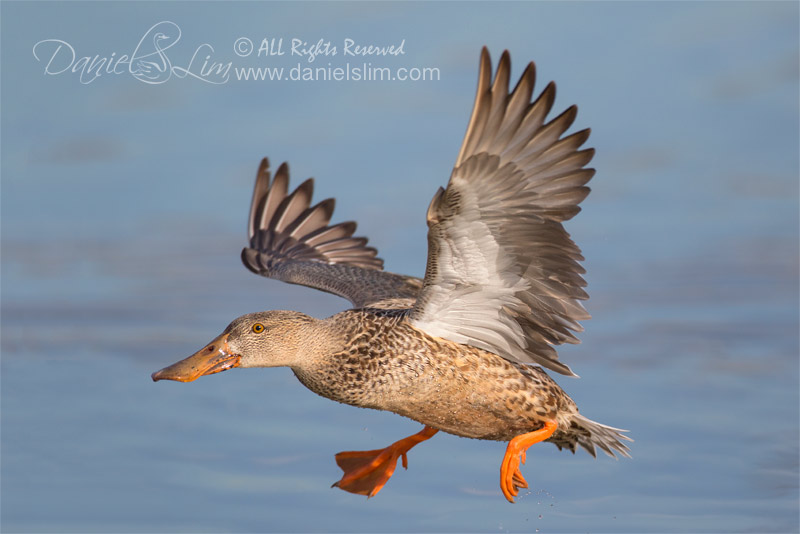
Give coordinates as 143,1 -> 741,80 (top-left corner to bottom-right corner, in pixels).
248,157 -> 271,240
475,50 -> 510,154
269,178 -> 314,232
456,47 -> 493,167
494,61 -> 536,148
257,162 -> 289,233
282,199 -> 335,240
302,221 -> 357,246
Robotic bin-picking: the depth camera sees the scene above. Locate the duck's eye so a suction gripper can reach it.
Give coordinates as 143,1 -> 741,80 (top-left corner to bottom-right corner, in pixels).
252,323 -> 265,334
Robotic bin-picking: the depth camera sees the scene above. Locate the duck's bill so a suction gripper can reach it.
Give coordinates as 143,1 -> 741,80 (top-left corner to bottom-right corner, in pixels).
151,333 -> 241,382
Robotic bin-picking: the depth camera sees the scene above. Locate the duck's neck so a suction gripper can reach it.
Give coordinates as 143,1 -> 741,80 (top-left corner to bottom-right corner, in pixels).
278,312 -> 349,371
289,309 -> 397,406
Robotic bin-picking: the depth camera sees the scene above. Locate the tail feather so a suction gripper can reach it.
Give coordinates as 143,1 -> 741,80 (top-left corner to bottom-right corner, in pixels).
551,414 -> 632,459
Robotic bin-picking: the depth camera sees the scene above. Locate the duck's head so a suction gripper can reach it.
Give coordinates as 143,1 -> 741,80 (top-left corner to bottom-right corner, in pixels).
151,310 -> 314,382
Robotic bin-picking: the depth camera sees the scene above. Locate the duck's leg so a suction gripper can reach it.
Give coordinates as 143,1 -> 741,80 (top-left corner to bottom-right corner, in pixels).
500,421 -> 558,503
333,426 -> 438,498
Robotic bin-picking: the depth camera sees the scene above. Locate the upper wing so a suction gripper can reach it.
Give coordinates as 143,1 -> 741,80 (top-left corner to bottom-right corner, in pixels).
241,158 -> 422,308
409,48 -> 595,376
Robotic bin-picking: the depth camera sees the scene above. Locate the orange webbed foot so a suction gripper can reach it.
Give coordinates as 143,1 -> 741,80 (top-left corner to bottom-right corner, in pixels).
333,448 -> 403,497
333,426 -> 438,498
500,421 -> 558,503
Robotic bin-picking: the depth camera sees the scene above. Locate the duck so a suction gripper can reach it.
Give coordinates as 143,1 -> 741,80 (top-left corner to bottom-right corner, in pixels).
152,47 -> 631,503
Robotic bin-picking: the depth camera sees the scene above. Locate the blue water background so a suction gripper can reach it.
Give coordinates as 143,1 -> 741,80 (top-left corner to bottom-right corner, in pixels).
2,2 -> 798,532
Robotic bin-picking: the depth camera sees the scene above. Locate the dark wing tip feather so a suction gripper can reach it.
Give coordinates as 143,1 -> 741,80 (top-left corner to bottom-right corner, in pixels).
493,50 -> 511,92
578,147 -> 596,165
537,81 -> 557,114
568,128 -> 592,149
248,157 -> 272,239
550,105 -> 578,132
275,161 -> 289,180
511,61 -> 536,99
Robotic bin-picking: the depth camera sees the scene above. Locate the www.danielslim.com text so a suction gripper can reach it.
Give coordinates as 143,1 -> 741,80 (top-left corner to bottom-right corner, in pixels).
235,62 -> 440,82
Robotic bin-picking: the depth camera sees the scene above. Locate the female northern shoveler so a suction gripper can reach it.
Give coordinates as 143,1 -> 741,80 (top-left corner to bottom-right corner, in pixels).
152,48 -> 631,503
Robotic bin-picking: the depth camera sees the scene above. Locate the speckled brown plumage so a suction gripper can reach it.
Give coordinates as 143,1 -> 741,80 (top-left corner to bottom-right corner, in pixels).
291,308 -> 623,455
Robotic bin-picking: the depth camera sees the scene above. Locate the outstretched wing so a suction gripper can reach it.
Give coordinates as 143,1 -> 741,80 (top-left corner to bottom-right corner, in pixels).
242,158 -> 422,308
409,48 -> 595,376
